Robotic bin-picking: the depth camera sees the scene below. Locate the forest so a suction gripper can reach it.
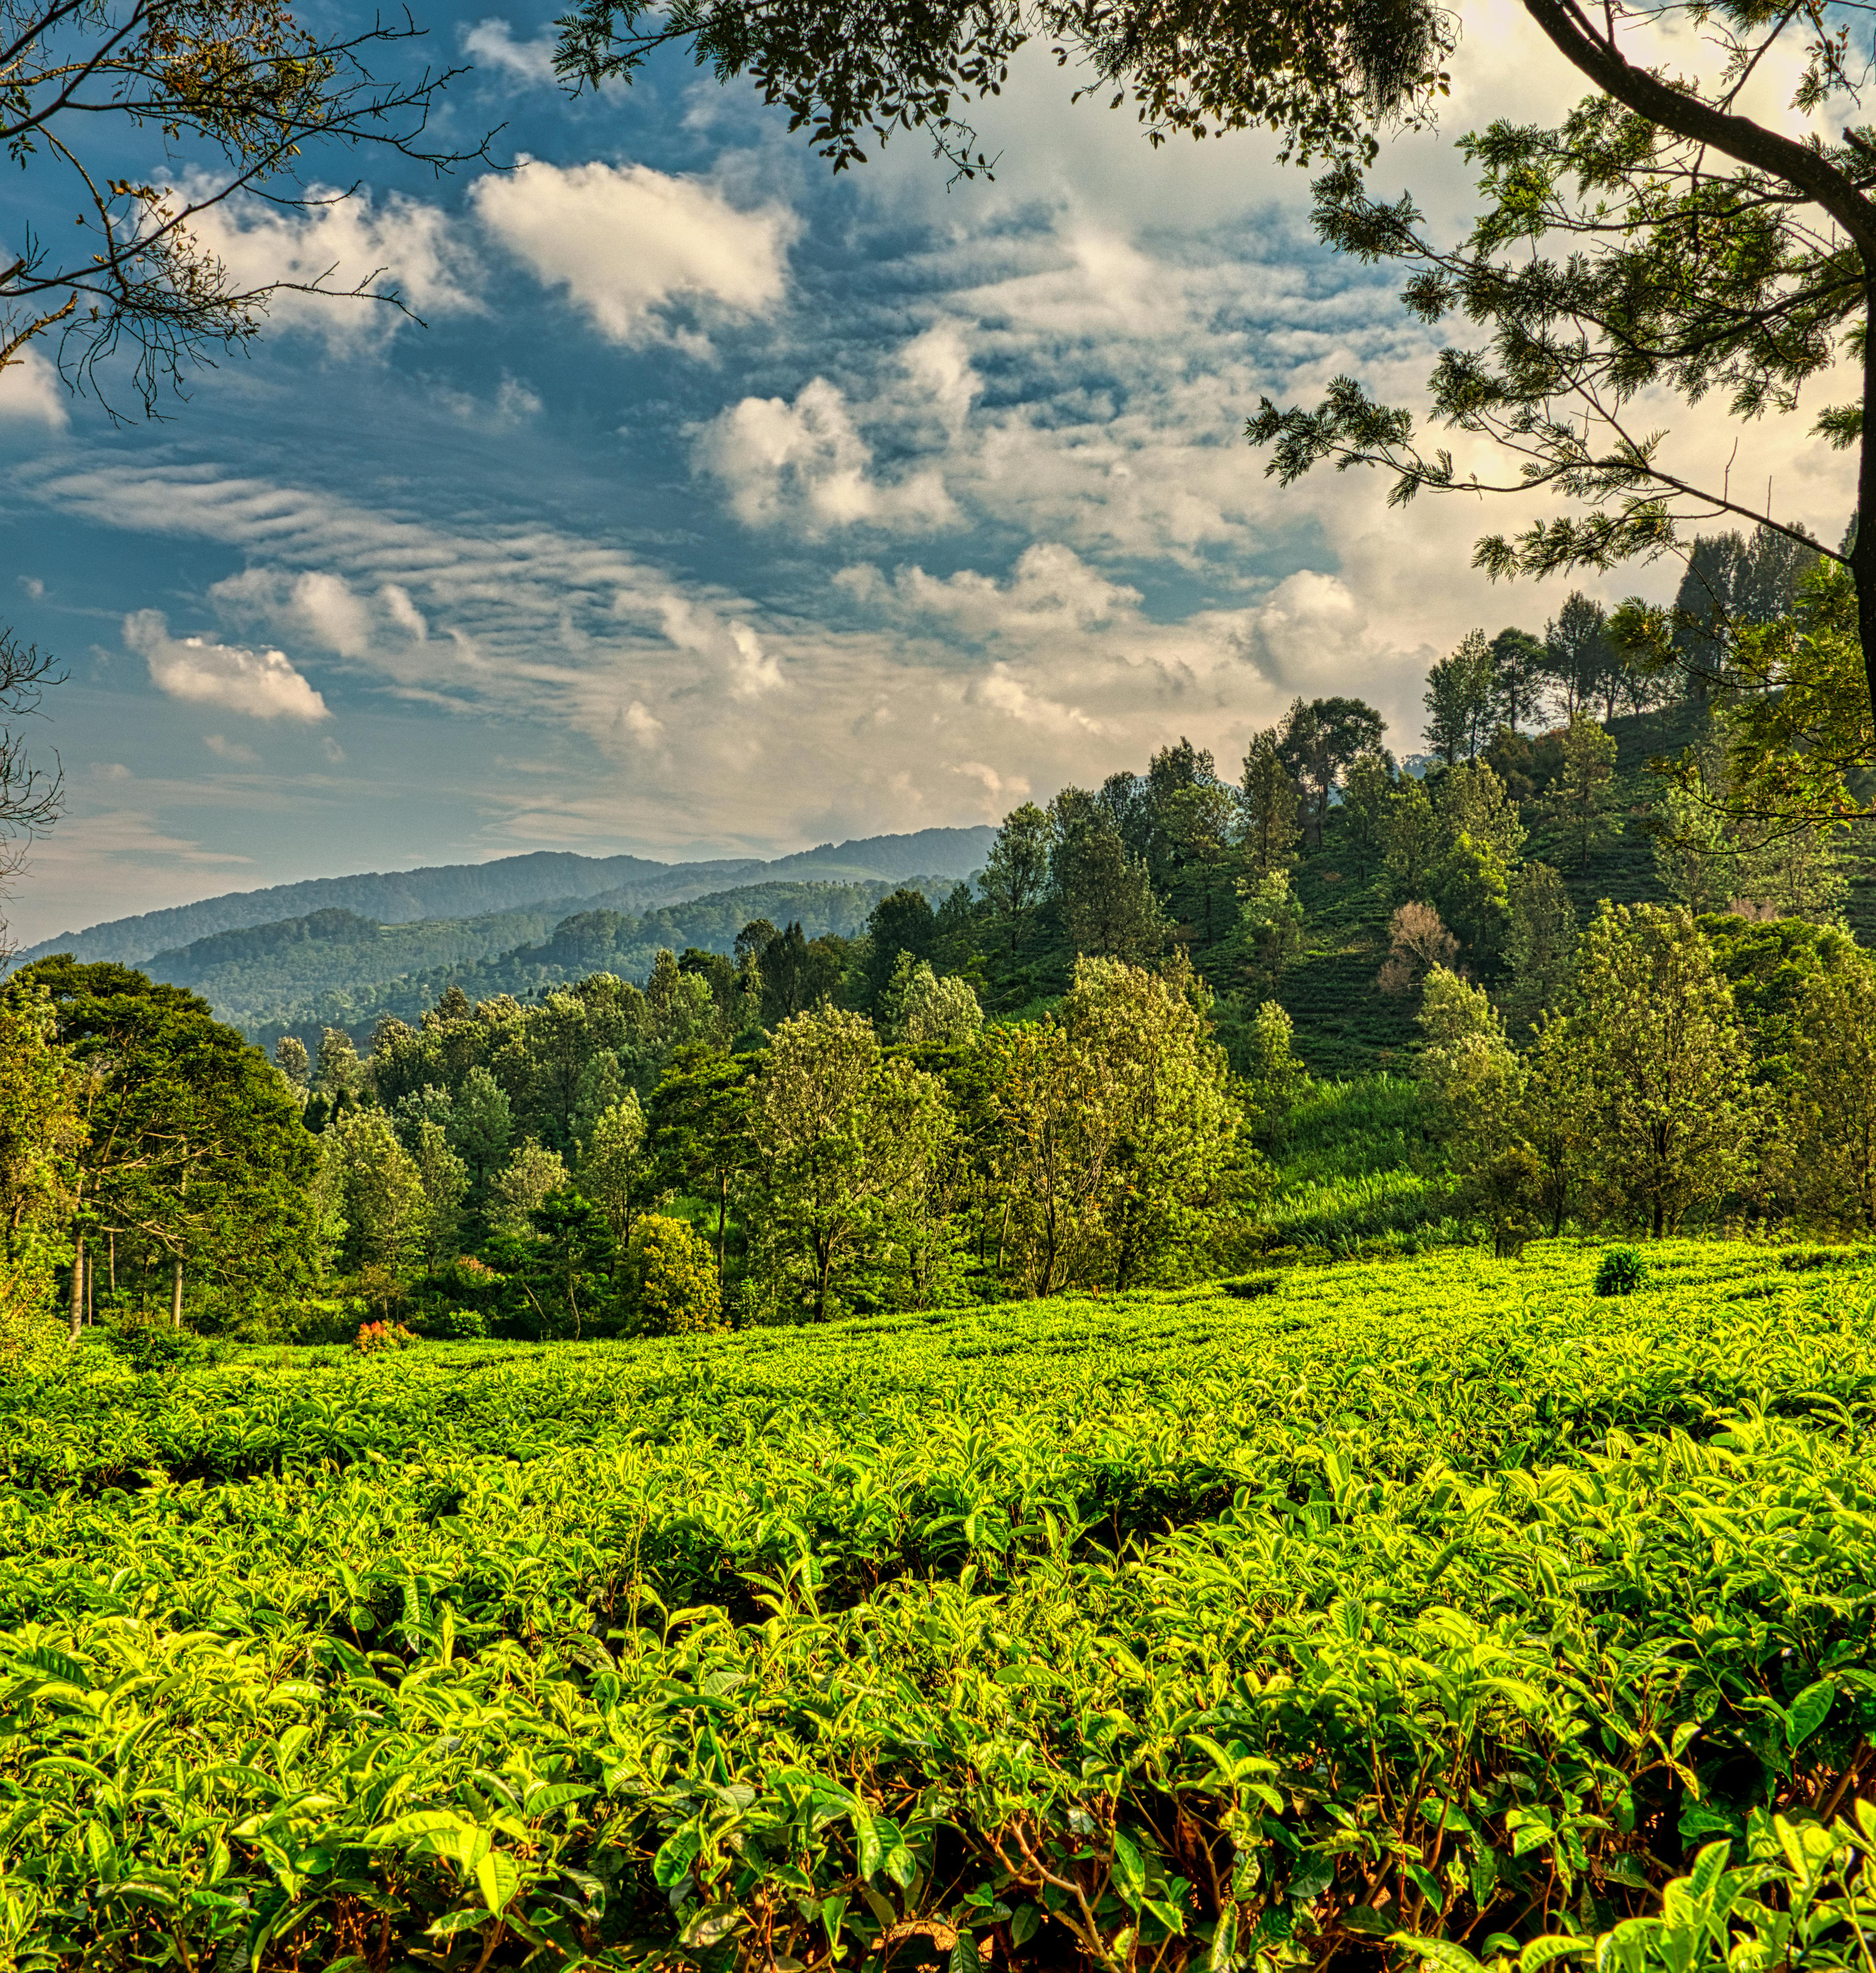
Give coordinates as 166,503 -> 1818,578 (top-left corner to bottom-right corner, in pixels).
1,525 -> 1873,1357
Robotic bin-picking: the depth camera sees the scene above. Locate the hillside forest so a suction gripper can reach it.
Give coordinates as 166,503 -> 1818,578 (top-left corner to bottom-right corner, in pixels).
4,529 -> 1876,1356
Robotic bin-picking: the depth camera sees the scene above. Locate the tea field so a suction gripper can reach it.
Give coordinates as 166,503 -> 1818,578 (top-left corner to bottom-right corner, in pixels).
7,1242 -> 1876,1972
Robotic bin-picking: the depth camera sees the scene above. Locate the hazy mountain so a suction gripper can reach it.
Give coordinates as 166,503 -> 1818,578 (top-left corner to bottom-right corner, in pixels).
19,827 -> 996,966
147,875 -> 959,1043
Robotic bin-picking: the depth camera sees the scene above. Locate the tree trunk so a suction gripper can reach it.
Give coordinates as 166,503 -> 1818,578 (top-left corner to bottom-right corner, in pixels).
85,1249 -> 94,1326
1855,281 -> 1876,725
68,1233 -> 84,1343
171,1255 -> 184,1329
108,1230 -> 116,1293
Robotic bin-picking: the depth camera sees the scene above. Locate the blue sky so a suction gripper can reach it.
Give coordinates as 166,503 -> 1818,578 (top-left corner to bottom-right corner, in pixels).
1,0 -> 1856,944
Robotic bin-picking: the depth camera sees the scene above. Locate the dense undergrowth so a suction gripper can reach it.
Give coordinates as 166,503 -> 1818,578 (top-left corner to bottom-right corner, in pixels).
6,1242 -> 1876,1971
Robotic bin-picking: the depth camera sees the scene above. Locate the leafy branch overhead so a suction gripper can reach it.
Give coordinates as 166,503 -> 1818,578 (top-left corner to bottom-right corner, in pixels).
551,0 -> 1455,177
1,0 -> 491,415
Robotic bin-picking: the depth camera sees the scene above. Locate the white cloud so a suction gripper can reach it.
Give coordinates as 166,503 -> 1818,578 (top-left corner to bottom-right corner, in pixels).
17,575 -> 44,599
204,733 -> 260,762
878,542 -> 1142,639
209,568 -> 434,668
187,185 -> 483,351
696,377 -> 956,533
974,665 -> 1105,735
462,17 -> 557,83
0,348 -> 67,429
381,584 -> 428,643
657,597 -> 786,699
435,371 -> 545,427
471,159 -> 793,350
125,610 -> 329,721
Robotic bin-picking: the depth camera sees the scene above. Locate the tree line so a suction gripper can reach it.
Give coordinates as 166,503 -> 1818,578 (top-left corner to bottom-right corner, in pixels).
1,536 -> 1870,1358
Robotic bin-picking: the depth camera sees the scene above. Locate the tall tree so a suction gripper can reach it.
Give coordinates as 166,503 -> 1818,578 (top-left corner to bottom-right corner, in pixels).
1238,729 -> 1303,878
759,922 -> 849,1024
1488,628 -> 1547,736
577,1093 -> 654,1249
1545,713 -> 1622,869
410,1122 -> 468,1269
1279,695 -> 1387,849
19,958 -> 315,1328
330,1109 -> 429,1275
1500,862 -> 1577,1035
1571,904 -> 1757,1237
864,887 -> 938,1004
1422,630 -> 1494,764
448,1065 -> 513,1187
979,803 -> 1053,956
1669,525 -> 1823,700
1062,957 -> 1241,1289
646,1044 -> 753,1277
1049,794 -> 1165,962
1381,775 -> 1441,902
1337,749 -> 1395,880
742,1005 -> 951,1319
1652,777 -> 1737,917
1782,955 -> 1876,1234
1540,595 -> 1616,724
486,1141 -> 569,1239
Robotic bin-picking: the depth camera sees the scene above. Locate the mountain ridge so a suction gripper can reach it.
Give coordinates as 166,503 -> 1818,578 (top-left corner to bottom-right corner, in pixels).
19,827 -> 997,967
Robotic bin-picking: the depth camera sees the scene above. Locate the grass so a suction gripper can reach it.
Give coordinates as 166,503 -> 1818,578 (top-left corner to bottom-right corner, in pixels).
5,1242 -> 1876,1969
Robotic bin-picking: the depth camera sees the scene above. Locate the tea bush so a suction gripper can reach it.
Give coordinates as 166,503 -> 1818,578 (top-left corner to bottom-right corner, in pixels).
1595,1244 -> 1651,1296
2,1239 -> 1875,1971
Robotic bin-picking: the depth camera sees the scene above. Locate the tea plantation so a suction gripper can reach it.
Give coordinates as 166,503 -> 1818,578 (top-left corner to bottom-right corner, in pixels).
7,1242 -> 1876,1972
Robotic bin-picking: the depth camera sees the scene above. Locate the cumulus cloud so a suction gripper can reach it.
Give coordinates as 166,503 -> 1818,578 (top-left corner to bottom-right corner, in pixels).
696,378 -> 956,533
462,17 -> 557,82
872,543 -> 1143,640
209,568 -> 433,668
974,665 -> 1105,735
0,348 -> 67,428
471,159 -> 793,351
187,185 -> 483,351
204,733 -> 260,762
658,597 -> 786,699
125,610 -> 329,721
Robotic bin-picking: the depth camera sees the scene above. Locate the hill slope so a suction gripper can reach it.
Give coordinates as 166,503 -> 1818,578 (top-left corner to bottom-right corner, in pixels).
152,875 -> 959,1044
1278,701 -> 1876,1079
21,827 -> 996,967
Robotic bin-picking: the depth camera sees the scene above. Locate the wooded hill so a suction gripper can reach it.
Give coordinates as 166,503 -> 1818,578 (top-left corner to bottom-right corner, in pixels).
18,827 -> 997,967
1277,699 -> 1876,1078
148,876 -> 960,1050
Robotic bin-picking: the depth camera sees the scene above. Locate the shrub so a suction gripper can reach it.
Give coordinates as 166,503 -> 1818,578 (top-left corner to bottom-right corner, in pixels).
423,1307 -> 487,1341
105,1322 -> 211,1372
626,1215 -> 723,1335
1594,1245 -> 1650,1296
355,1320 -> 419,1355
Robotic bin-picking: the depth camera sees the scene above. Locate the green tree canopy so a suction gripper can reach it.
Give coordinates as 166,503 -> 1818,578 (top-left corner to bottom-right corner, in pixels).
17,958 -> 316,1324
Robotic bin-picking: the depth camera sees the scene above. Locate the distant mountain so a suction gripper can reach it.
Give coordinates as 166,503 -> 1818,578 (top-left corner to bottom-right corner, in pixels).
145,874 -> 960,1044
18,827 -> 996,966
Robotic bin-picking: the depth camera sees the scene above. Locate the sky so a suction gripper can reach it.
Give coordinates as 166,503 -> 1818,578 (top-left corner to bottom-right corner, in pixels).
0,0 -> 1859,945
